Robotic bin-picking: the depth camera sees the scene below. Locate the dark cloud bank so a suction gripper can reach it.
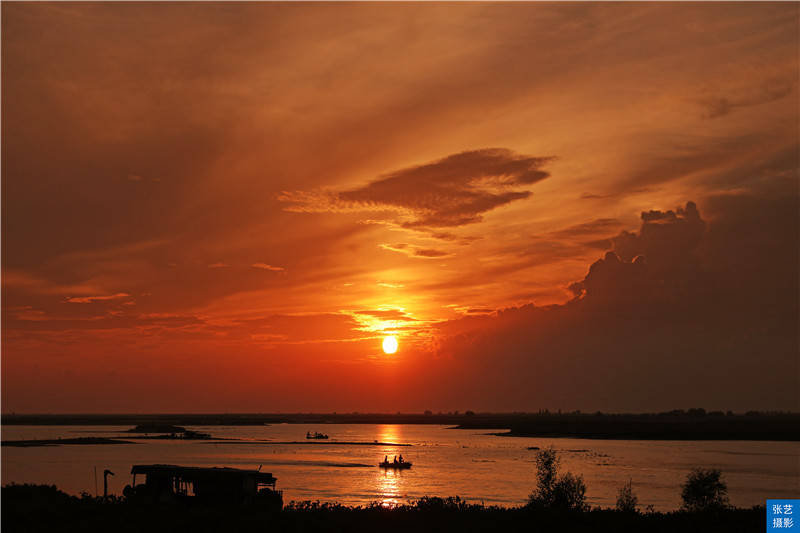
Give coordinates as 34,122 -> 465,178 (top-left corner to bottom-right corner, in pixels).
430,186 -> 798,412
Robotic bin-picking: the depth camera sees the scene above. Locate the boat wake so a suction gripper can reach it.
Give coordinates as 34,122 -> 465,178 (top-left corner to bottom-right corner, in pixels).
255,459 -> 373,468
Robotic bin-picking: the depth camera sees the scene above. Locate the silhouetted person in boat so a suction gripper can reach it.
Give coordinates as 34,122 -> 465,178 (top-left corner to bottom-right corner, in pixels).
399,455 -> 404,463
384,455 -> 388,463
393,455 -> 397,464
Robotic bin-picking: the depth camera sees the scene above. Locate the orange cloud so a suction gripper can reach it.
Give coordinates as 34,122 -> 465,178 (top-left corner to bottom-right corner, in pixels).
252,263 -> 285,271
379,243 -> 451,259
63,293 -> 131,304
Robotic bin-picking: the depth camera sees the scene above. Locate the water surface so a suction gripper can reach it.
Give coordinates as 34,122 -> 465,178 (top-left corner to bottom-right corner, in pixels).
2,424 -> 797,510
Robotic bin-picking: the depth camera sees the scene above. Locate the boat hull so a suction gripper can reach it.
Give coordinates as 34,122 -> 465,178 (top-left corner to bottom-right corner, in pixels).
378,462 -> 412,469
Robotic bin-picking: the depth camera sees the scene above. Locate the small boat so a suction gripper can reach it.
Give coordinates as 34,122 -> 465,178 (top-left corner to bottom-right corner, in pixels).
306,431 -> 329,440
379,460 -> 412,469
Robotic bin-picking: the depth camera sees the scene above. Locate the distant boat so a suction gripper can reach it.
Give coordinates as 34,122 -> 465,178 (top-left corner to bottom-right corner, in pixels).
379,460 -> 412,469
306,431 -> 329,440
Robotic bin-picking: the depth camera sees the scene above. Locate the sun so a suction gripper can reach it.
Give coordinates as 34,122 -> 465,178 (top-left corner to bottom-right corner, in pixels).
382,335 -> 398,354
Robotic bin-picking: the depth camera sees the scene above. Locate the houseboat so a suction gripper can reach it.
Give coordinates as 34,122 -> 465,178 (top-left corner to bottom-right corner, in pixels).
123,464 -> 282,507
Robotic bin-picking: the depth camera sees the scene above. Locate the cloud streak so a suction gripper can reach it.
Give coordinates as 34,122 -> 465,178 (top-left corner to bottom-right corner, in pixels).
281,148 -> 552,229
379,243 -> 451,259
699,77 -> 796,119
64,293 -> 131,304
252,263 -> 285,271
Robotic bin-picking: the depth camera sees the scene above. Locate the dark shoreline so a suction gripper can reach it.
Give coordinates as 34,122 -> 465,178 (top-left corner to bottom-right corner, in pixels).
1,437 -> 412,448
196,440 -> 413,446
455,412 -> 800,441
1,437 -> 136,447
3,411 -> 798,441
487,430 -> 798,441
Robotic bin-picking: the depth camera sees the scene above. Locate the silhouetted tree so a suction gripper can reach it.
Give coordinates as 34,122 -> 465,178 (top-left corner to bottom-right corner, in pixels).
528,447 -> 588,511
616,479 -> 638,512
681,468 -> 729,511
532,447 -> 559,503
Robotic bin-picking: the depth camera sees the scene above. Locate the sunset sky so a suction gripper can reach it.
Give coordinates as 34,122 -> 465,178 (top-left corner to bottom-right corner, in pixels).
2,2 -> 798,413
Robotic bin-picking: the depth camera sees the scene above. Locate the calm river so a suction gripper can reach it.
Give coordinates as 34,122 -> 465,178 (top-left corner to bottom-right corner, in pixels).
2,424 -> 797,510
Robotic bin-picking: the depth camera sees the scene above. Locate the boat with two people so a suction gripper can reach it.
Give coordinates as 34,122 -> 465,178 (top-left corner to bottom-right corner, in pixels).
379,454 -> 412,469
306,431 -> 329,440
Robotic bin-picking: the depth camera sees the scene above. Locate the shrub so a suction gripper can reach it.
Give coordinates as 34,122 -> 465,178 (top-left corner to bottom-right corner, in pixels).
550,472 -> 588,511
616,479 -> 638,512
681,468 -> 729,511
1,483 -> 74,505
413,496 -> 478,512
528,447 -> 588,511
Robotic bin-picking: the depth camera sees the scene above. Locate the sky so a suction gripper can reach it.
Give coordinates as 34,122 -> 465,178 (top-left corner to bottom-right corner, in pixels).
2,2 -> 798,413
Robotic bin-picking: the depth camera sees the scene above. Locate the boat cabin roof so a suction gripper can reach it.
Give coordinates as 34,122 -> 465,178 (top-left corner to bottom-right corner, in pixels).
131,464 -> 276,484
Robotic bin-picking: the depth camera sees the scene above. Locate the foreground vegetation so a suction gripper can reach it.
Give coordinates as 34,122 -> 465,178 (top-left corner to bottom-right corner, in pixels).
2,450 -> 759,533
2,484 -> 765,533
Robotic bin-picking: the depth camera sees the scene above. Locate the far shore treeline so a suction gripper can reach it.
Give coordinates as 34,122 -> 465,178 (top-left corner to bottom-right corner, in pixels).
3,409 -> 798,441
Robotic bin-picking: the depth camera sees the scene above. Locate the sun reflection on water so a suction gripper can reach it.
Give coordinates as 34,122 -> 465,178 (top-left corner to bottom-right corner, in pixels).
377,469 -> 405,507
375,424 -> 406,506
